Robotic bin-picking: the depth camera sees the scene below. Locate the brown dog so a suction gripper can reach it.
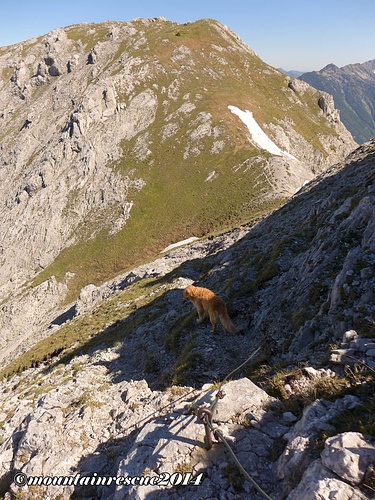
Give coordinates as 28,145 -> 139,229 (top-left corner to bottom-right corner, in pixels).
183,284 -> 236,333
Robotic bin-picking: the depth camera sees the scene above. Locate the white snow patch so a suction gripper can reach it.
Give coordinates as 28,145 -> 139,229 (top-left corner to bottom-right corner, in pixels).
228,105 -> 298,160
161,237 -> 199,253
294,179 -> 311,195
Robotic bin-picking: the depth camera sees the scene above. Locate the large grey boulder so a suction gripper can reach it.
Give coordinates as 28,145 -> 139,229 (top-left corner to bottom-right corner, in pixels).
321,432 -> 375,486
194,377 -> 275,422
287,459 -> 368,500
277,396 -> 360,493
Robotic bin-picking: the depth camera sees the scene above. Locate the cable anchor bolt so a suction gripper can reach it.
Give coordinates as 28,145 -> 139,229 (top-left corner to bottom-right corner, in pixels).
197,406 -> 215,450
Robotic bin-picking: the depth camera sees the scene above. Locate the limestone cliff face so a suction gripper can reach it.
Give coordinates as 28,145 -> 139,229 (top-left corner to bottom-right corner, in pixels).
0,18 -> 356,307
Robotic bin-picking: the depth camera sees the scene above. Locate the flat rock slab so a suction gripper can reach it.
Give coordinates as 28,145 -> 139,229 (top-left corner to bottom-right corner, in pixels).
193,378 -> 274,423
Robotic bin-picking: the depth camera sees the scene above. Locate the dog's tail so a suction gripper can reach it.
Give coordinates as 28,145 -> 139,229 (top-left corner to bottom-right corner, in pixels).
219,310 -> 236,334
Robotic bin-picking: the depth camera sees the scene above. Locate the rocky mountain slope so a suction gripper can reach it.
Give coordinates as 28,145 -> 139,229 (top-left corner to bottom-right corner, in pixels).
0,17 -> 357,369
0,131 -> 374,498
1,16 -> 372,499
300,59 -> 375,144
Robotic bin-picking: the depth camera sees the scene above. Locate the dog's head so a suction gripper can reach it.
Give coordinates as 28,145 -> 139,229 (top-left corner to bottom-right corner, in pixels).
183,285 -> 194,300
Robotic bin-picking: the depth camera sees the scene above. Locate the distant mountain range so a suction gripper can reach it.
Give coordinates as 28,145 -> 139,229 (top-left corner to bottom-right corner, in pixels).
300,60 -> 375,144
278,68 -> 304,78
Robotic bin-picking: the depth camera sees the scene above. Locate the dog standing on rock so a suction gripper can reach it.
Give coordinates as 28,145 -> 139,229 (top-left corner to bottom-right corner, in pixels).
183,285 -> 236,333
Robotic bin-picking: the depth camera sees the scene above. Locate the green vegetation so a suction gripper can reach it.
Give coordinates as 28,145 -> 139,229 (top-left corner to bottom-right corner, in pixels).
255,363 -> 375,432
0,276 -> 168,380
224,463 -> 244,491
353,318 -> 375,338
66,23 -> 111,52
32,107 -> 282,301
267,368 -> 350,409
164,311 -> 198,351
1,263 -> 214,386
290,309 -> 313,332
167,333 -> 203,386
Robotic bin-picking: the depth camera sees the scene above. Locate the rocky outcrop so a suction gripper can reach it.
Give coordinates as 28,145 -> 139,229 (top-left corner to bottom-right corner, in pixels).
277,396 -> 361,493
321,433 -> 375,487
229,140 -> 375,363
1,369 -> 372,499
0,277 -> 68,364
288,459 -> 370,500
330,330 -> 375,369
288,432 -> 375,499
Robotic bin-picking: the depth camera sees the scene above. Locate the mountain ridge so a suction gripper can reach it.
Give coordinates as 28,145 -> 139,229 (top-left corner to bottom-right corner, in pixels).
0,17 -> 355,303
278,68 -> 304,78
300,58 -> 375,143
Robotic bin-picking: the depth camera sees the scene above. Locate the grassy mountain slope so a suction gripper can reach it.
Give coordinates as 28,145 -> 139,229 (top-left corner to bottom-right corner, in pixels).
0,18 -> 356,304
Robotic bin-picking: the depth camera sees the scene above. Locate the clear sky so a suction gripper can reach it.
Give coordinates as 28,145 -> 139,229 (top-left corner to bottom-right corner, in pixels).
1,0 -> 374,72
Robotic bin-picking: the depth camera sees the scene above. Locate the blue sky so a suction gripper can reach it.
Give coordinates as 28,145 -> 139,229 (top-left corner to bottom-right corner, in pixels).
1,0 -> 374,72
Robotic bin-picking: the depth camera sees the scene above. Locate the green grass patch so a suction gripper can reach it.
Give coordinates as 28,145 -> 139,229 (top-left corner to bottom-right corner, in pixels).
165,333 -> 203,386
353,318 -> 375,338
164,311 -> 198,351
32,111 -> 283,302
0,276 -> 168,380
66,23 -> 110,51
261,362 -> 374,427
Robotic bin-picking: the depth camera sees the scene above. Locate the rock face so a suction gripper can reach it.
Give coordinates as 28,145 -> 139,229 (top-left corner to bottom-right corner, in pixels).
1,368 -> 373,500
0,277 -> 68,366
321,433 -> 375,486
300,59 -> 375,143
228,140 -> 375,365
0,372 -> 280,499
277,396 -> 361,493
287,459 -> 370,500
287,432 -> 375,499
330,330 -> 375,370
